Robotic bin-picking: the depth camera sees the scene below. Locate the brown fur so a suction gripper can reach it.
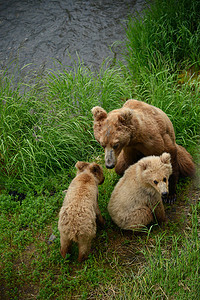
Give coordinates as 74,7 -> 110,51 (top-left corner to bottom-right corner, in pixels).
92,99 -> 195,201
58,161 -> 105,262
108,153 -> 172,230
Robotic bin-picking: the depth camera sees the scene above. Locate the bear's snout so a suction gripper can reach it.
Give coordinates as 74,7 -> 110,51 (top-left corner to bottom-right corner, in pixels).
106,163 -> 115,169
105,148 -> 116,169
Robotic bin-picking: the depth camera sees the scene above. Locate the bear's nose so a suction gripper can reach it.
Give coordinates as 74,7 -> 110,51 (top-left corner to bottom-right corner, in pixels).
106,163 -> 115,169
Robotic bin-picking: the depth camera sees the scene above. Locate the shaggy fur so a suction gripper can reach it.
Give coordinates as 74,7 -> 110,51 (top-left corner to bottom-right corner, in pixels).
92,99 -> 195,202
58,161 -> 105,262
108,153 -> 172,231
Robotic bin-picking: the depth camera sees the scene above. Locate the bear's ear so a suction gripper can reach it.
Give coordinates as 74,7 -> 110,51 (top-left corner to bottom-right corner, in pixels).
138,159 -> 150,171
90,163 -> 102,177
118,108 -> 133,125
160,152 -> 171,164
75,161 -> 89,171
91,106 -> 107,122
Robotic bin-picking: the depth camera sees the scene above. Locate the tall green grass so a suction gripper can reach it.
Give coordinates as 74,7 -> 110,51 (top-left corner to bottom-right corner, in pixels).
1,0 -> 200,191
0,0 -> 200,298
0,61 -> 132,190
130,67 -> 200,149
125,0 -> 200,79
123,0 -> 200,152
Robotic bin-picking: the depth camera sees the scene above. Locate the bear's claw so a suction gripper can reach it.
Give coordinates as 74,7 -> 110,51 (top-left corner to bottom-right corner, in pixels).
162,194 -> 177,204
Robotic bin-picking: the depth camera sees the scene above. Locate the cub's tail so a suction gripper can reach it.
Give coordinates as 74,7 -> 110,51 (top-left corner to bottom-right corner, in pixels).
176,144 -> 195,177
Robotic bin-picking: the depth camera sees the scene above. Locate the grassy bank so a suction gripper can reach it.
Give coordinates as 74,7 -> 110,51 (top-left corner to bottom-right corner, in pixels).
0,0 -> 200,299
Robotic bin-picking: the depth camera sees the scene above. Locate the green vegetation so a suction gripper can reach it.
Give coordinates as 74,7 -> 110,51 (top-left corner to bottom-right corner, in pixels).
0,63 -> 132,191
0,0 -> 199,299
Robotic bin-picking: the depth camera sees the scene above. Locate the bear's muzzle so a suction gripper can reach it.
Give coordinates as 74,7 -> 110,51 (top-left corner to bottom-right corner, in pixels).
105,147 -> 116,169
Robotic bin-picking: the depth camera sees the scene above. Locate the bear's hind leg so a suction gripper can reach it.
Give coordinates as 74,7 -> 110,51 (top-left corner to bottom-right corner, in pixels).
122,207 -> 154,231
60,232 -> 72,258
77,235 -> 93,263
96,202 -> 105,227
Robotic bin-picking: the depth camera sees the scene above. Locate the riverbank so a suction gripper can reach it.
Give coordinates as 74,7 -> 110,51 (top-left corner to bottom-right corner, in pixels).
0,0 -> 199,298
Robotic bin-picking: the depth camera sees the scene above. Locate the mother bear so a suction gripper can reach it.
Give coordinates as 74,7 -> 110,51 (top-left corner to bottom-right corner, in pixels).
91,99 -> 195,202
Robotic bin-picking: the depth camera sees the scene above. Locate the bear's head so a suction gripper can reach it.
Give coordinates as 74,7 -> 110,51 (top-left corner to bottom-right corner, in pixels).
138,152 -> 172,198
75,161 -> 105,185
91,106 -> 134,169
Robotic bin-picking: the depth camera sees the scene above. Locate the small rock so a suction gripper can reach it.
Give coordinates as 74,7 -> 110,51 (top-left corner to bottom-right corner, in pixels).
48,234 -> 56,245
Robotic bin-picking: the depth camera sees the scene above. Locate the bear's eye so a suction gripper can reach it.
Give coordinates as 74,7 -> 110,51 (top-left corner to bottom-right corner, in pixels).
154,180 -> 158,185
163,177 -> 167,182
113,143 -> 119,150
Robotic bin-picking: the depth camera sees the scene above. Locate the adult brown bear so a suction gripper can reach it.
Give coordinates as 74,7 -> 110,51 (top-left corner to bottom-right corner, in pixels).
91,99 -> 195,203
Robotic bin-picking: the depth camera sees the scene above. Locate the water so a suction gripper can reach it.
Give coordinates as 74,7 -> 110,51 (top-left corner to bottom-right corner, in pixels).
0,0 -> 147,76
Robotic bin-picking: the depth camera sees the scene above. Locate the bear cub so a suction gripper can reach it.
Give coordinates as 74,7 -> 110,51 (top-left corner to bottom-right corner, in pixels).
108,153 -> 172,231
58,161 -> 105,262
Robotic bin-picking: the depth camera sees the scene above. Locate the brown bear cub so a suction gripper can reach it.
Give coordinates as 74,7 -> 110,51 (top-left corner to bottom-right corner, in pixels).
58,161 -> 105,262
92,99 -> 195,203
108,153 -> 172,231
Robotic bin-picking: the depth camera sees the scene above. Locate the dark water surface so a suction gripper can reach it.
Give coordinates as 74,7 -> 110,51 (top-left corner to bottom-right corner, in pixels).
0,0 -> 146,76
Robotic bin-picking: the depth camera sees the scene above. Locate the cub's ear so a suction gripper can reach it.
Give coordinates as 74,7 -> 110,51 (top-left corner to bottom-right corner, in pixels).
91,106 -> 107,121
160,152 -> 171,164
90,163 -> 103,176
138,159 -> 150,171
118,108 -> 133,125
75,161 -> 89,171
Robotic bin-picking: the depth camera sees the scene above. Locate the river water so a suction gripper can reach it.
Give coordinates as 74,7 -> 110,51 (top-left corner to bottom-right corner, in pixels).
0,0 -> 147,77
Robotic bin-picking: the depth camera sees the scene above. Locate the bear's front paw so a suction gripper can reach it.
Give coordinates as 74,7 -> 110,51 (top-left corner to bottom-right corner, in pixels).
162,216 -> 169,228
162,194 -> 177,204
97,215 -> 106,227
